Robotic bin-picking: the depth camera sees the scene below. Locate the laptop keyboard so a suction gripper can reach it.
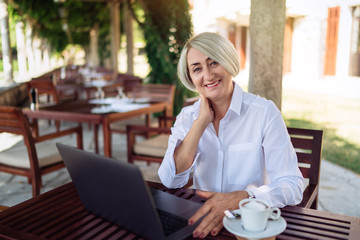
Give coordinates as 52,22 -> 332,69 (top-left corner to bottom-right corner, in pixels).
157,209 -> 189,236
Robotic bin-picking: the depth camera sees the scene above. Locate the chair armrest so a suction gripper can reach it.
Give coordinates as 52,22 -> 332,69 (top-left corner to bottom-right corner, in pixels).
0,205 -> 9,212
34,125 -> 83,150
127,124 -> 172,136
297,183 -> 319,208
158,115 -> 176,128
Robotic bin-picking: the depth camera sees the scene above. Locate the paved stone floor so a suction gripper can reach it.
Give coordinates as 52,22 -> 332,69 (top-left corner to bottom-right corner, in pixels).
0,121 -> 161,207
0,120 -> 359,218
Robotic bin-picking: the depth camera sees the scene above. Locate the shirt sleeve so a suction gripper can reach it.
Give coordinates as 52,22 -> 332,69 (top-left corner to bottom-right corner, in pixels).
250,107 -> 305,208
158,110 -> 200,189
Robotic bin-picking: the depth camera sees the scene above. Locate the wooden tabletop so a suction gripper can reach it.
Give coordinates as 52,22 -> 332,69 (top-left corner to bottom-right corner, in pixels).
0,182 -> 359,240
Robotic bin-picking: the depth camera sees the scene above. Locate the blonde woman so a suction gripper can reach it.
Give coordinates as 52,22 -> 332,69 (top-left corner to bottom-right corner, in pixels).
158,32 -> 304,238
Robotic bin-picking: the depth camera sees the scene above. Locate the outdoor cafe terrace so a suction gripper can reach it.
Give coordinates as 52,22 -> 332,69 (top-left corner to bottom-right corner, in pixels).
0,65 -> 359,239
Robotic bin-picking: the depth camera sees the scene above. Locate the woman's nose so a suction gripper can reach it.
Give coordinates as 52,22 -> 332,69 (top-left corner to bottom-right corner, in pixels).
203,66 -> 213,81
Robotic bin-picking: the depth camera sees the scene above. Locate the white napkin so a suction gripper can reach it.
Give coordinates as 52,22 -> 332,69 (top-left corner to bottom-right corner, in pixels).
90,99 -> 150,114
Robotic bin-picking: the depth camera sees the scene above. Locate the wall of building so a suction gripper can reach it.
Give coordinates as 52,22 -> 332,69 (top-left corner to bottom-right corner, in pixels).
190,0 -> 360,78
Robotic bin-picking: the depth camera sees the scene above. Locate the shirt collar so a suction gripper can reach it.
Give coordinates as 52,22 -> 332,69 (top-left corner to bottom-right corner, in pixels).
228,82 -> 243,117
192,81 -> 243,118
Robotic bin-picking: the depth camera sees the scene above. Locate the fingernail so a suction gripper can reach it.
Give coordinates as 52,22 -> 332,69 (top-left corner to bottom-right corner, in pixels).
188,220 -> 194,225
199,233 -> 205,238
193,231 -> 199,238
211,230 -> 217,236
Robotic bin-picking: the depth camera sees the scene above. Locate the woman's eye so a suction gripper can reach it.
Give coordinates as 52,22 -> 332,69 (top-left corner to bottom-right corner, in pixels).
210,61 -> 218,66
193,67 -> 200,73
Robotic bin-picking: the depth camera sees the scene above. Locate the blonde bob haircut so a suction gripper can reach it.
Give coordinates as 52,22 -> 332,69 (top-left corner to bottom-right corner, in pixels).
177,32 -> 240,91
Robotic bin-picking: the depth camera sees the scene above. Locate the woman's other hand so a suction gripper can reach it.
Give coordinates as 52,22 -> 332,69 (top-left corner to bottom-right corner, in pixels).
188,190 -> 248,238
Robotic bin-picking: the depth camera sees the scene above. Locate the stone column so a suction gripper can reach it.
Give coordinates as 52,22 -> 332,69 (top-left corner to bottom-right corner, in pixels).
26,20 -> 35,77
32,36 -> 42,75
15,21 -> 27,79
42,40 -> 51,70
109,0 -> 120,74
0,0 -> 13,83
88,25 -> 100,67
125,2 -> 134,74
249,0 -> 286,110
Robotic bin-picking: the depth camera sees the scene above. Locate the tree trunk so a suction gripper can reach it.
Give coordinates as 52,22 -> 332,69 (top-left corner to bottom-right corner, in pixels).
249,0 -> 286,110
0,0 -> 13,83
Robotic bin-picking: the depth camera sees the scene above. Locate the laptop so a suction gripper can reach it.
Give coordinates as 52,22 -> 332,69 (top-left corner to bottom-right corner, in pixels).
56,143 -> 202,240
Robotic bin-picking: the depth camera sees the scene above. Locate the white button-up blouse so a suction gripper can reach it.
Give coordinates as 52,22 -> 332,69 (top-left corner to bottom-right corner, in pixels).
158,83 -> 304,207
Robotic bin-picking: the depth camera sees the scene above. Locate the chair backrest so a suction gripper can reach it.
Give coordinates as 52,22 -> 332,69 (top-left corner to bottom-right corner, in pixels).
0,106 -> 39,169
131,84 -> 176,116
287,127 -> 323,186
102,75 -> 143,98
26,77 -> 59,104
122,77 -> 143,94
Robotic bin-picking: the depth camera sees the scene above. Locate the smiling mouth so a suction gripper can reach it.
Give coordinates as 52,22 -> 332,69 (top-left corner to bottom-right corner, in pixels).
205,80 -> 220,88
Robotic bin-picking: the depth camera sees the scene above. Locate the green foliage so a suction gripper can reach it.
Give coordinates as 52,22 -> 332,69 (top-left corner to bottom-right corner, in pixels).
8,0 -> 194,115
130,0 -> 194,115
9,0 -> 110,60
0,59 -> 18,72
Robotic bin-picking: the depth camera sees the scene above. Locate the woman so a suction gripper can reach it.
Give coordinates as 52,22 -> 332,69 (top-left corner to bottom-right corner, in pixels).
158,32 -> 304,238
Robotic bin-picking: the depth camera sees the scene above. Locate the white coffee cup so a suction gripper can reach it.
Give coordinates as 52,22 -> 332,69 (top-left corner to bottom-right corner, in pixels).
239,198 -> 281,232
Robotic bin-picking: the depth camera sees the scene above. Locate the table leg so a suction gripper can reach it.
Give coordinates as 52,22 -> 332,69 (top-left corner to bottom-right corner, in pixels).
94,124 -> 99,154
103,120 -> 111,158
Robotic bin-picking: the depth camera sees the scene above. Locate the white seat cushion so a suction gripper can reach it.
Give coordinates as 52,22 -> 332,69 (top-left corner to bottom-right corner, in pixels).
0,142 -> 61,169
134,134 -> 169,158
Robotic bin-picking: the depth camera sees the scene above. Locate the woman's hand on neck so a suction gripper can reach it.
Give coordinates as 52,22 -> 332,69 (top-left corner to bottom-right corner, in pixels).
210,82 -> 234,121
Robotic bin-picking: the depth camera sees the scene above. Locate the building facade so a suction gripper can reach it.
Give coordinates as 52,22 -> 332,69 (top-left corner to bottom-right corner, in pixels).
190,0 -> 360,78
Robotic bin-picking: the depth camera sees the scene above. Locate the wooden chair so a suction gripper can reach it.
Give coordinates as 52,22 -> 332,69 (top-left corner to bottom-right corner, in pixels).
102,75 -> 143,98
287,127 -> 323,209
26,76 -> 60,105
26,76 -> 77,133
109,84 -> 175,134
126,96 -> 198,165
27,75 -> 77,104
126,121 -> 173,164
0,106 -> 83,197
107,84 -> 175,158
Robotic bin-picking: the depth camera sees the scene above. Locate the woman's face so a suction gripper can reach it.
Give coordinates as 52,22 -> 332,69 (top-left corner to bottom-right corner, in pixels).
187,47 -> 233,102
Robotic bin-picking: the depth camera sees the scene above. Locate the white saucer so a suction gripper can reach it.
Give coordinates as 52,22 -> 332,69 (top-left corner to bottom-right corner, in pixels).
223,209 -> 287,240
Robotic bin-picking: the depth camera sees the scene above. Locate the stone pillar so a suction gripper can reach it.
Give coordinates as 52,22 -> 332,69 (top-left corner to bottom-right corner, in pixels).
88,25 -> 100,67
109,0 -> 120,73
32,36 -> 42,75
15,21 -> 27,79
43,40 -> 51,70
125,2 -> 134,74
0,0 -> 13,82
249,0 -> 285,110
26,20 -> 35,77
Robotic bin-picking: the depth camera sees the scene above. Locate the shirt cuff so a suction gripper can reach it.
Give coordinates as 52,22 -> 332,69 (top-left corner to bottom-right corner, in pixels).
245,189 -> 256,198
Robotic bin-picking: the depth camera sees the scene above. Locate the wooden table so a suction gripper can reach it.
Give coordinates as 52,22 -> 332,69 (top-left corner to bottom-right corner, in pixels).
0,182 -> 359,239
23,100 -> 169,157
